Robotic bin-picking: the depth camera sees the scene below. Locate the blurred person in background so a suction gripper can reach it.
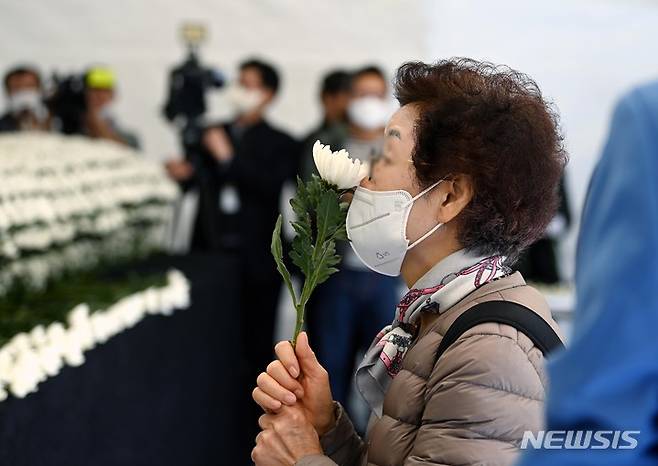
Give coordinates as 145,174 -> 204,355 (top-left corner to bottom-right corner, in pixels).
81,66 -> 139,148
516,176 -> 572,284
304,66 -> 402,430
518,81 -> 658,466
0,65 -> 51,132
252,59 -> 566,466
200,57 -> 298,450
299,69 -> 351,179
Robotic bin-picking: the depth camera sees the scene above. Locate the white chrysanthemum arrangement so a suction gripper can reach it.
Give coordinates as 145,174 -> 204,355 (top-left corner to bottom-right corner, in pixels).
0,133 -> 187,401
0,133 -> 179,296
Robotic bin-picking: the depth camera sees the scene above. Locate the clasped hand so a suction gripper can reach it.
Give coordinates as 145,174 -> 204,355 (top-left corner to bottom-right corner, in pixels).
251,332 -> 336,465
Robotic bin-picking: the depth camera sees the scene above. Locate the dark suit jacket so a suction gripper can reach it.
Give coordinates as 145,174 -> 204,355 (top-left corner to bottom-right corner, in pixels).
0,113 -> 20,132
192,119 -> 299,281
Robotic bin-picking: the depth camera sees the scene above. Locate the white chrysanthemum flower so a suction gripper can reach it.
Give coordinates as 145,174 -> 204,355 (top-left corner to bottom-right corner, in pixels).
143,288 -> 161,315
9,350 -> 44,397
38,344 -> 63,377
9,332 -> 31,353
29,325 -> 48,348
90,312 -> 112,344
312,140 -> 369,189
0,349 -> 12,377
61,332 -> 85,367
172,284 -> 191,309
158,287 -> 176,316
68,304 -> 90,326
115,295 -> 145,328
46,322 -> 66,340
103,308 -> 125,337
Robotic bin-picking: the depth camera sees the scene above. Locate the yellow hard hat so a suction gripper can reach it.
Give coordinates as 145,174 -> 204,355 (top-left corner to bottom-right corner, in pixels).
86,66 -> 116,90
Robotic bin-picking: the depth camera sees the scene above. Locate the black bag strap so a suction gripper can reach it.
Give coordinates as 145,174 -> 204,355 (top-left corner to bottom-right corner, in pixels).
435,300 -> 564,363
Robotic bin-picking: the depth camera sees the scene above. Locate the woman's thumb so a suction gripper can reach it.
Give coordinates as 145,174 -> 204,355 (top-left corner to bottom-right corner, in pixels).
295,332 -> 321,375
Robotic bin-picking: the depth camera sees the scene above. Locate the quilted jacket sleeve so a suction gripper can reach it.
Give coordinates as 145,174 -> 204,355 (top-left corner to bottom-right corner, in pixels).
404,324 -> 547,466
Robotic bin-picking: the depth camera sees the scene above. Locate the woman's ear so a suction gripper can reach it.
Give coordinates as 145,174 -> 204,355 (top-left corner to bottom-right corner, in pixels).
437,174 -> 474,223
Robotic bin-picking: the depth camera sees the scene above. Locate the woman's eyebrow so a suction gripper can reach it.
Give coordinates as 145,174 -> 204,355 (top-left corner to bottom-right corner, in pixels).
386,128 -> 401,139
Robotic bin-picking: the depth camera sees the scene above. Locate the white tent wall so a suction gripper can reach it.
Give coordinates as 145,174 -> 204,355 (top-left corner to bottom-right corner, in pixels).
424,0 -> 658,279
0,0 -> 428,160
1,0 -> 658,282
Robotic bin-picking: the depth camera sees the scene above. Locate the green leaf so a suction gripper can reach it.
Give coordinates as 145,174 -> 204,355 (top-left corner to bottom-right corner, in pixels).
290,232 -> 313,279
332,223 -> 348,242
312,239 -> 341,287
275,174 -> 348,345
270,214 -> 297,308
315,190 -> 345,246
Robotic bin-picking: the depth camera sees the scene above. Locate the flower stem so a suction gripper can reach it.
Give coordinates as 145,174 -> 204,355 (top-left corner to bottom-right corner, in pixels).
292,303 -> 305,349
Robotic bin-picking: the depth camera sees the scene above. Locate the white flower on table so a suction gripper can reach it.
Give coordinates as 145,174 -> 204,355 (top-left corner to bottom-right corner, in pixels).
0,268 -> 191,402
68,304 -> 95,351
116,294 -> 146,328
62,331 -> 85,367
9,332 -> 29,348
38,344 -> 63,377
312,140 -> 369,189
46,322 -> 67,353
68,304 -> 90,327
8,349 -> 45,398
143,287 -> 161,315
90,312 -> 112,344
29,325 -> 48,348
0,348 -> 12,377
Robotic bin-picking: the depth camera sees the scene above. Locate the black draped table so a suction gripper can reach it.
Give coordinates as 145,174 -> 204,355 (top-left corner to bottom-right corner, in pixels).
0,252 -> 255,466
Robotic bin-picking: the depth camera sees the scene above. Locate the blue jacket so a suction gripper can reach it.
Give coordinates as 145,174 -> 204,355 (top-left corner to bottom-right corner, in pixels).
518,82 -> 658,464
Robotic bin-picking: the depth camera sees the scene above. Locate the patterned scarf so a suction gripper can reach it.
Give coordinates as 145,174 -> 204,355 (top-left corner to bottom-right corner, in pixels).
355,251 -> 509,416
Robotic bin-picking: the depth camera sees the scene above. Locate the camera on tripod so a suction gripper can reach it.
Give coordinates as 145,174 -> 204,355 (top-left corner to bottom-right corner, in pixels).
45,73 -> 86,135
163,23 -> 225,150
45,67 -> 117,135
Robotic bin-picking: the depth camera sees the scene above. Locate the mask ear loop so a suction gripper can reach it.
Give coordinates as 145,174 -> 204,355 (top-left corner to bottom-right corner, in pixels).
408,222 -> 443,250
402,179 -> 445,209
405,179 -> 446,250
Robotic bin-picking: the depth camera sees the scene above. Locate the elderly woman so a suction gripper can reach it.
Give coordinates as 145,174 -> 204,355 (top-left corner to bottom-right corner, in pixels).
251,58 -> 566,466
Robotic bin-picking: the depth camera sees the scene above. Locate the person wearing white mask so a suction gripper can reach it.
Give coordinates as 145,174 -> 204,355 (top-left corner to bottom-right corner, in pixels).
200,58 -> 299,457
251,59 -> 566,466
199,58 -> 298,253
0,66 -> 51,132
304,66 -> 402,433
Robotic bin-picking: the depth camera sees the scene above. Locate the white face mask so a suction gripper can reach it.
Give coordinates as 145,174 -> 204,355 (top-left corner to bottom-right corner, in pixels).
346,180 -> 444,276
8,89 -> 46,120
99,102 -> 116,121
226,84 -> 264,116
347,96 -> 392,130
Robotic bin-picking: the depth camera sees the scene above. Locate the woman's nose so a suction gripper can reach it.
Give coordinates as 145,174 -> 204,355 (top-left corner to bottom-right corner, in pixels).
359,176 -> 374,189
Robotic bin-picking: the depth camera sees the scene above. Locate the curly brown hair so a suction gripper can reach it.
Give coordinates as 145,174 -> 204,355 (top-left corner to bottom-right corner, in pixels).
394,58 -> 567,261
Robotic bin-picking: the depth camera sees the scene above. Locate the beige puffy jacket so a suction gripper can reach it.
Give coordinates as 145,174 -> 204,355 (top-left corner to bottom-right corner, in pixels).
297,272 -> 563,466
